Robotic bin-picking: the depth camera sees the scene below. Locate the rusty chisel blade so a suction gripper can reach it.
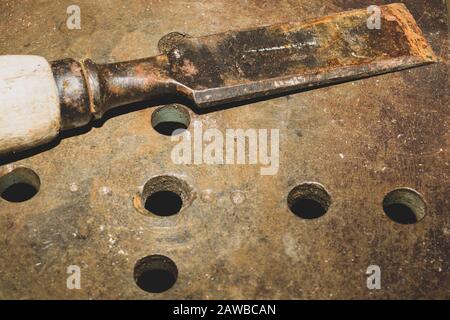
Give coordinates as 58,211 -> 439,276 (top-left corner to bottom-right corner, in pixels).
163,3 -> 437,108
50,3 -> 438,133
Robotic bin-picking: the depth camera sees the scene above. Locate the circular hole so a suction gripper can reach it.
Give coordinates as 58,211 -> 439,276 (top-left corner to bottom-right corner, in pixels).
134,255 -> 178,293
0,167 -> 40,203
144,191 -> 183,217
151,104 -> 191,136
288,183 -> 331,219
139,175 -> 192,217
383,188 -> 426,225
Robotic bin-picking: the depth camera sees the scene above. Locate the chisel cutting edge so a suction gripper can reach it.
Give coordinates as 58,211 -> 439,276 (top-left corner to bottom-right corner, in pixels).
0,3 -> 437,156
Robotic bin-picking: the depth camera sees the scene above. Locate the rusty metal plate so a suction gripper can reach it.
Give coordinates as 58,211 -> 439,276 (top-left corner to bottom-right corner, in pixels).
0,0 -> 449,299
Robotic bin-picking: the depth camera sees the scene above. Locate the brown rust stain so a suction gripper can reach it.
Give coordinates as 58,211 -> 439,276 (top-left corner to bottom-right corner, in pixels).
179,59 -> 199,77
382,3 -> 437,61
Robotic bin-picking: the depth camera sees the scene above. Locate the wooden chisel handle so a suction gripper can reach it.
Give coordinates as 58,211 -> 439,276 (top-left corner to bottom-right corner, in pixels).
0,56 -> 62,155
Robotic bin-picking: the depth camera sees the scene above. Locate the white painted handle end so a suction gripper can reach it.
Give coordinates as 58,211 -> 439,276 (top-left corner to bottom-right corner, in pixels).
0,55 -> 61,155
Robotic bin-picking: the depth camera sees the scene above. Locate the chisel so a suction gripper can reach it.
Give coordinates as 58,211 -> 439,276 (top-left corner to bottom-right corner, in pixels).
0,3 -> 437,156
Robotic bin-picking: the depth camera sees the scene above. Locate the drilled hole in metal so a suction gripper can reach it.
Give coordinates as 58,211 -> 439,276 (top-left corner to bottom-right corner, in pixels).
383,188 -> 426,225
151,104 -> 190,136
140,175 -> 191,217
144,191 -> 183,217
134,255 -> 178,293
288,183 -> 331,219
0,167 -> 40,203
